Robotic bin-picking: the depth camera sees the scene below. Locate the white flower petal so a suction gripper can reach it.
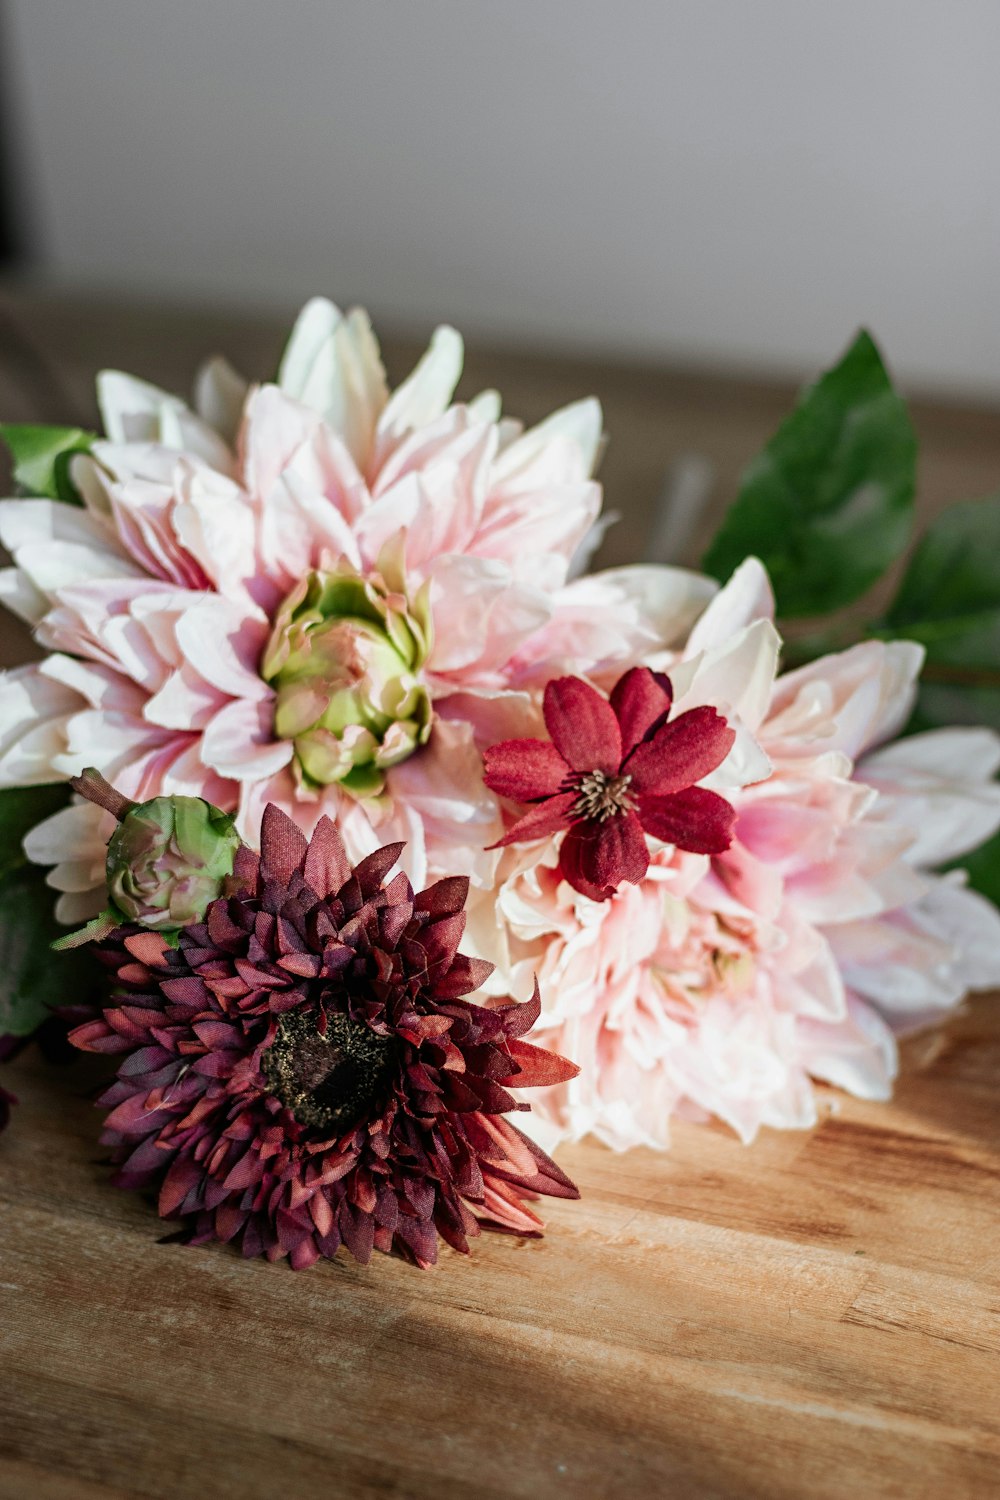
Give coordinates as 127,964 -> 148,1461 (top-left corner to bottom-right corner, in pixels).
98,370 -> 233,471
493,397 -> 603,486
798,996 -> 898,1100
279,300 -> 389,470
686,557 -> 775,654
862,728 -> 1000,866
373,325 -> 464,468
0,566 -> 47,625
200,697 -> 291,782
0,664 -> 79,787
194,356 -> 249,445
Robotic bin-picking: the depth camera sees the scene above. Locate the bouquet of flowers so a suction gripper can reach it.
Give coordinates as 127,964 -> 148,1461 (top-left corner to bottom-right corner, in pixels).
1,300 -> 998,1268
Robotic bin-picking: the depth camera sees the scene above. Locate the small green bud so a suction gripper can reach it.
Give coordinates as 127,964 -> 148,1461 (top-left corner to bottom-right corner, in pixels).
107,795 -> 240,929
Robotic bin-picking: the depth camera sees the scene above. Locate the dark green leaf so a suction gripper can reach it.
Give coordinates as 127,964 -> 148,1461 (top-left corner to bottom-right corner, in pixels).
0,865 -> 95,1036
906,680 -> 1000,735
0,423 -> 95,503
879,494 -> 1000,741
944,831 -> 1000,909
703,330 -> 916,617
882,494 -> 1000,669
0,784 -> 70,881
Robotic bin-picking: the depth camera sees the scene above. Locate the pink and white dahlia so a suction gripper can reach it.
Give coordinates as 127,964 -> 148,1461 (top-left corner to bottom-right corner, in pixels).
473,560 -> 1000,1150
0,299 -> 713,923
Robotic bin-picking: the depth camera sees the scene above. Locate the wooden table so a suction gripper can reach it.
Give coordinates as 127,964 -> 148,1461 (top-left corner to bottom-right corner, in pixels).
1,286 -> 999,1498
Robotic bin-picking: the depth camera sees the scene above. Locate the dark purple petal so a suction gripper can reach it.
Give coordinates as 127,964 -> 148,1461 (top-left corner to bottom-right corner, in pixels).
482,738 -> 571,801
351,842 -> 405,895
609,667 -> 673,751
625,706 -> 736,795
259,804 -> 308,884
433,955 -> 496,998
414,876 -> 470,917
500,1037 -> 580,1087
69,791 -> 580,1271
543,676 -> 622,774
489,791 -> 578,849
638,786 -> 737,854
558,810 -> 649,899
302,816 -> 352,898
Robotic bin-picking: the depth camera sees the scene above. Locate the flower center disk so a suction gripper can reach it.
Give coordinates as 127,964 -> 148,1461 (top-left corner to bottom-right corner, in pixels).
262,1009 -> 397,1134
573,770 -> 635,822
261,561 -> 433,797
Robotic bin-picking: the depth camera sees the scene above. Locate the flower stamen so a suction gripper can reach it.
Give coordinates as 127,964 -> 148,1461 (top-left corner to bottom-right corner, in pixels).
572,770 -> 635,822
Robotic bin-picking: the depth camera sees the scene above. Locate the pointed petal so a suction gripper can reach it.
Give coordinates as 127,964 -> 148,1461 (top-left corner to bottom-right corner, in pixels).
194,356 -> 249,444
501,1037 -> 580,1087
491,791 -> 577,848
639,787 -> 736,854
302,815 -> 352,898
543,677 -> 621,774
626,706 -> 735,795
374,325 -> 464,468
278,299 -> 389,468
414,876 -> 470,917
259,804 -> 308,883
609,667 -> 673,750
482,738 -> 570,801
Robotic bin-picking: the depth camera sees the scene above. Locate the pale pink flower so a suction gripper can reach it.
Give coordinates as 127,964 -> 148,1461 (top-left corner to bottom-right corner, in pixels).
0,299 -> 713,921
476,560 -> 1000,1150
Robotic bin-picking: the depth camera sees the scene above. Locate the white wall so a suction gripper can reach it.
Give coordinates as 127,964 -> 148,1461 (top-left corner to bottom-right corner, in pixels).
5,1 -> 1000,394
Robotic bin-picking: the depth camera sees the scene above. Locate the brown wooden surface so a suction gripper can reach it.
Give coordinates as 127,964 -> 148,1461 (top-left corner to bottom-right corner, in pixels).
1,285 -> 999,1499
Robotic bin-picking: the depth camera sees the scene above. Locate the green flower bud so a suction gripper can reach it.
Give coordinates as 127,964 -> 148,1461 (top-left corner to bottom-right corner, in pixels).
107,795 -> 241,930
262,559 -> 432,796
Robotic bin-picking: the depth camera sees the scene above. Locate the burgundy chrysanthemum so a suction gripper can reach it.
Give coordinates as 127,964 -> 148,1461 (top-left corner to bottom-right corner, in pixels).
483,667 -> 737,901
70,805 -> 579,1269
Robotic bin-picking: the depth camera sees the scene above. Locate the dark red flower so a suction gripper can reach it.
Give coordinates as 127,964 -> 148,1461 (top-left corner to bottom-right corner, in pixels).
70,805 -> 579,1270
483,667 -> 737,901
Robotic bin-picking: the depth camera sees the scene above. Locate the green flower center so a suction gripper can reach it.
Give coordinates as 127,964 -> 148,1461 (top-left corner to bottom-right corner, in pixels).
261,562 -> 433,798
262,1010 -> 397,1134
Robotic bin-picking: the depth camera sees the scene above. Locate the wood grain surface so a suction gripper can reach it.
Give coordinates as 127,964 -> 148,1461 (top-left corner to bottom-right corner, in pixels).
0,286 -> 998,1499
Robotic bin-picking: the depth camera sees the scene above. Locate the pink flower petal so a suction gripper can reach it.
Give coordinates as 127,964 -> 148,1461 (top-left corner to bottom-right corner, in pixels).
482,738 -> 570,802
543,676 -> 621,774
201,697 -> 292,782
638,787 -> 736,854
609,667 -> 673,751
626,706 -> 735,795
558,810 -> 648,899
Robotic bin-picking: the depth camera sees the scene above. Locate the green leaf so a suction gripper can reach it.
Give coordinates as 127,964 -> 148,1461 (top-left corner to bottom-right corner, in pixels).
882,494 -> 1000,669
0,864 -> 95,1036
906,680 -> 1000,735
703,330 -> 916,617
946,831 -> 1000,908
0,784 -> 71,881
0,423 -> 95,503
878,494 -> 1000,738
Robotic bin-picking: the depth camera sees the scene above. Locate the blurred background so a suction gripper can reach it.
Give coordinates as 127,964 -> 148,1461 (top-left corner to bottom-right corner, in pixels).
1,0 -> 999,394
0,0 -> 998,598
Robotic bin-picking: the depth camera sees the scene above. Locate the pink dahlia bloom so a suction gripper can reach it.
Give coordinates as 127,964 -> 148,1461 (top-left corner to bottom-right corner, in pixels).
0,299 -> 713,922
472,560 -> 1000,1150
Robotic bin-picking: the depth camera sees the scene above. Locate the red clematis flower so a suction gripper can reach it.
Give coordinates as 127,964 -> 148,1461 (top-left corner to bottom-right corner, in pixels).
483,667 -> 737,901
